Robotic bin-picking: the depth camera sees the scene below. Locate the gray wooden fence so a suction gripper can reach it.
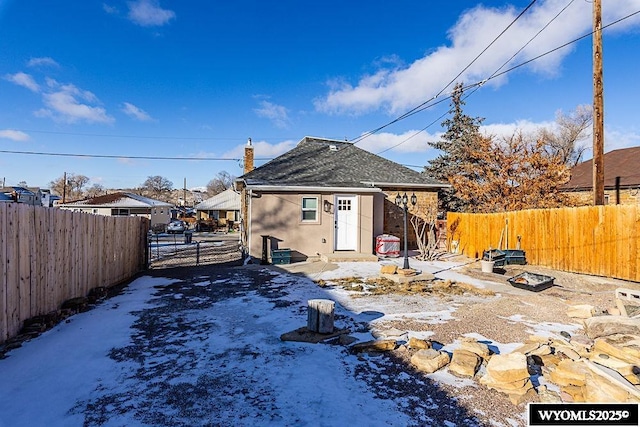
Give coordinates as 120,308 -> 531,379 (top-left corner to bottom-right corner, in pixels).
0,203 -> 149,343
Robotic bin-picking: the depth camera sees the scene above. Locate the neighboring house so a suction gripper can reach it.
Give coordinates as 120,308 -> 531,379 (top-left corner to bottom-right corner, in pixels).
58,192 -> 173,225
0,186 -> 40,205
194,188 -> 241,227
235,136 -> 449,262
561,146 -> 640,205
0,192 -> 13,203
40,189 -> 61,207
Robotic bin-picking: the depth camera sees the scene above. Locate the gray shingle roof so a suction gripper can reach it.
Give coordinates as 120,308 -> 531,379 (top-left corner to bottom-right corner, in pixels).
195,188 -> 241,211
241,137 -> 445,189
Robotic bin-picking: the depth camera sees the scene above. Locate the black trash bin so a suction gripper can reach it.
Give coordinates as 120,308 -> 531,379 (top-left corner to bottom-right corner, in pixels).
184,231 -> 193,244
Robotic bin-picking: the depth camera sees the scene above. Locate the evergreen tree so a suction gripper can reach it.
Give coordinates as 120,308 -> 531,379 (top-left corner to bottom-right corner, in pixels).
424,83 -> 485,212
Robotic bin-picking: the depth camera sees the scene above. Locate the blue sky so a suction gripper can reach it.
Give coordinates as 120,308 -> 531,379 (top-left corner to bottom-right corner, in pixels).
1,0 -> 639,191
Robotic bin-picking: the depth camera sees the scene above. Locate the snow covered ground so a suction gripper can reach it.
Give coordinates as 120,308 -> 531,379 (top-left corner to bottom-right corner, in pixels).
0,258 -> 581,426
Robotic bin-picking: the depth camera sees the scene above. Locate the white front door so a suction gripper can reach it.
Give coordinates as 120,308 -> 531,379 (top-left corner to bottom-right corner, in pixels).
335,195 -> 358,250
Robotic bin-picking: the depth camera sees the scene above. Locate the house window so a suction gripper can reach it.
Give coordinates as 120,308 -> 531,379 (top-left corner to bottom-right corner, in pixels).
301,197 -> 318,222
111,208 -> 130,216
338,198 -> 352,211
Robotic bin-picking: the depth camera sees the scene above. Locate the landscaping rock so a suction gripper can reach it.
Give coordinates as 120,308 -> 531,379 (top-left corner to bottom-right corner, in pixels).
485,352 -> 530,383
567,304 -> 595,319
537,385 -> 562,403
479,352 -> 535,404
397,268 -> 417,277
351,339 -> 397,353
554,345 -> 581,361
449,349 -> 481,377
549,359 -> 589,387
459,340 -> 491,359
513,342 -> 540,355
583,361 -> 640,403
372,328 -> 407,340
593,334 -> 640,365
408,337 -> 431,350
380,265 -> 397,275
569,334 -> 594,349
560,385 -> 585,402
584,316 -> 640,339
411,349 -> 450,373
529,344 -> 552,357
588,352 -> 637,379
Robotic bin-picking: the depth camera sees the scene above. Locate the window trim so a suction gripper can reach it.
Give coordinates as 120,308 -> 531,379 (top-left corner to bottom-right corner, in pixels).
301,196 -> 319,223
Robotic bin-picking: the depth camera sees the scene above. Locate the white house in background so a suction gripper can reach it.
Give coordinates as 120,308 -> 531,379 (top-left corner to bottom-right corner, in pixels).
58,192 -> 173,226
195,188 -> 241,226
0,186 -> 40,205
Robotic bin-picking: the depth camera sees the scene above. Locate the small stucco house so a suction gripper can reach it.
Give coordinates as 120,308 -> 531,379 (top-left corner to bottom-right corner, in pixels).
561,146 -> 640,205
194,188 -> 241,227
235,136 -> 449,263
58,192 -> 173,226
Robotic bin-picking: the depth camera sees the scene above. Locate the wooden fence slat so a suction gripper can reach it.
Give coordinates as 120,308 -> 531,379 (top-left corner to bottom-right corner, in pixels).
448,204 -> 640,283
6,204 -> 20,338
0,203 -> 7,341
0,204 -> 147,344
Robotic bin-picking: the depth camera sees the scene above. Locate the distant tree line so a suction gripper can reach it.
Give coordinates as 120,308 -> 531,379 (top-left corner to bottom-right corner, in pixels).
47,171 -> 236,205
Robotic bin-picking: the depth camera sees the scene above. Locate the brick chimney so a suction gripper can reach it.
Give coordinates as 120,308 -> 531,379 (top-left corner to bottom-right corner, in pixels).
244,137 -> 254,174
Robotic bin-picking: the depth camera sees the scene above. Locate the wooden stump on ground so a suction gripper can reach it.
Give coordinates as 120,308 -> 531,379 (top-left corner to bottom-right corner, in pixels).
307,299 -> 335,333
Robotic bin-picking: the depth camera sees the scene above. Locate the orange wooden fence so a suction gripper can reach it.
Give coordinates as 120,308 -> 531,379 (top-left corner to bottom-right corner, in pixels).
0,203 -> 149,343
447,205 -> 639,282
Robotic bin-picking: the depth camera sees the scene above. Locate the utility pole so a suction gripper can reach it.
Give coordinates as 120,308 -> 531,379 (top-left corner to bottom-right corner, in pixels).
592,0 -> 605,205
183,177 -> 187,207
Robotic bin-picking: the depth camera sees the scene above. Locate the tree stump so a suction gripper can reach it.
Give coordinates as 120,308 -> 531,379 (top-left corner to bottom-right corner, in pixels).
307,299 -> 335,333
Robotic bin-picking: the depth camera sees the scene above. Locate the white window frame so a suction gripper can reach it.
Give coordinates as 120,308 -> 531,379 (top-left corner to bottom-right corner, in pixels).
301,196 -> 319,222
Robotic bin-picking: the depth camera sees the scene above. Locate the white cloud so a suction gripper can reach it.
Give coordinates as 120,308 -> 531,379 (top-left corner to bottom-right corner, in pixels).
315,0 -> 640,115
27,57 -> 59,68
604,128 -> 640,152
356,130 -> 441,155
0,129 -> 30,141
127,0 -> 175,27
35,80 -> 114,124
103,3 -> 118,14
122,102 -> 153,121
480,119 -> 556,139
4,72 -> 40,92
254,101 -> 291,129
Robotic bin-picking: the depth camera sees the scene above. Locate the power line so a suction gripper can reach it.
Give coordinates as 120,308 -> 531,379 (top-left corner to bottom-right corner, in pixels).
376,0 -> 577,156
0,149 -> 269,162
357,6 -> 640,152
351,0 -> 538,145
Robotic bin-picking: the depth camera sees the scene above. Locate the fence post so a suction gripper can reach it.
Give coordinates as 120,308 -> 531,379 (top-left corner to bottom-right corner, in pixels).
196,241 -> 200,266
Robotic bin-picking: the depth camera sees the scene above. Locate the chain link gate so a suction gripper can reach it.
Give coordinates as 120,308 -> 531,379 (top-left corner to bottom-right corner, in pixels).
148,232 -> 243,268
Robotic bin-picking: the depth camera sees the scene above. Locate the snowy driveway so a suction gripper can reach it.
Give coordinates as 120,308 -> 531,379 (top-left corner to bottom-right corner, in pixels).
0,262 -> 494,427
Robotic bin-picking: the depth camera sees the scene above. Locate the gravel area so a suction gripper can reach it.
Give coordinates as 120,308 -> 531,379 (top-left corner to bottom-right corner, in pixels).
320,259 -> 640,426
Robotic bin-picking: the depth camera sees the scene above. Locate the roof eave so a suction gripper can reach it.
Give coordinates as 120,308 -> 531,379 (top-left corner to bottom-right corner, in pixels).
359,181 -> 451,189
244,185 -> 383,193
